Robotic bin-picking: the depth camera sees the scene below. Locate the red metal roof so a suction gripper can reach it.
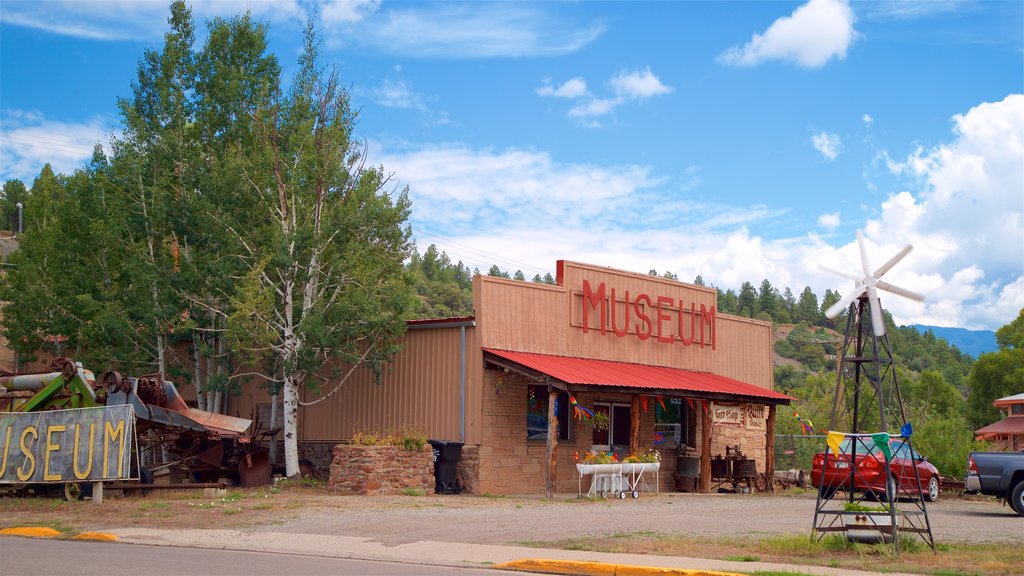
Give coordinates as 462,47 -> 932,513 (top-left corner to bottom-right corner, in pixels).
483,348 -> 793,404
975,417 -> 1024,437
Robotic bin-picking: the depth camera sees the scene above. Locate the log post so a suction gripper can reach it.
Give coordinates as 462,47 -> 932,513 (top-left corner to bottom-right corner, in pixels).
766,404 -> 776,494
700,400 -> 712,493
630,395 -> 641,456
545,387 -> 558,499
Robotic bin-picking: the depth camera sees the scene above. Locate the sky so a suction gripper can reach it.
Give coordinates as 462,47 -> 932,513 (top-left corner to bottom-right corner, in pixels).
1,0 -> 1022,332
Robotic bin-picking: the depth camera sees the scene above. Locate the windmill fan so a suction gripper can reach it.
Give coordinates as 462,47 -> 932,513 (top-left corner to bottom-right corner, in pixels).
821,230 -> 924,337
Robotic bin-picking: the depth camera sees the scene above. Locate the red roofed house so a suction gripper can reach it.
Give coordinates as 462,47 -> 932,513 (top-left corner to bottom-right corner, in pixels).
975,393 -> 1024,452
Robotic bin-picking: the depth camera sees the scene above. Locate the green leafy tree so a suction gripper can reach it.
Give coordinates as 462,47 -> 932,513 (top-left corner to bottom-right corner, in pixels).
1,179 -> 28,233
737,282 -> 757,317
757,279 -> 778,320
796,286 -> 819,324
223,18 -> 416,476
967,308 -> 1024,428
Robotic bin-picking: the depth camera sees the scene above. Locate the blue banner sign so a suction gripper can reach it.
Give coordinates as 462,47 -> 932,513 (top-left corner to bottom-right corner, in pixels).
1,405 -> 136,483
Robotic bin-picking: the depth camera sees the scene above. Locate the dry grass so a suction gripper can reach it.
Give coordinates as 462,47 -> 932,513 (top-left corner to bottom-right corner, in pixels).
520,532 -> 1022,576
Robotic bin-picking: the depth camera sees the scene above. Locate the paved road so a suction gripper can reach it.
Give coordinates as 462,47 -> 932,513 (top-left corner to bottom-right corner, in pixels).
0,538 -> 527,576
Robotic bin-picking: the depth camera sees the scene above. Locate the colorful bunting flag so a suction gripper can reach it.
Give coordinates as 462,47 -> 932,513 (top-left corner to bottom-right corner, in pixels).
826,431 -> 845,458
871,433 -> 892,460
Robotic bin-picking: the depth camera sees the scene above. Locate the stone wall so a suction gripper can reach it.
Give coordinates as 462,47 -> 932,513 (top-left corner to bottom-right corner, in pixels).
328,444 -> 434,495
457,444 -> 480,494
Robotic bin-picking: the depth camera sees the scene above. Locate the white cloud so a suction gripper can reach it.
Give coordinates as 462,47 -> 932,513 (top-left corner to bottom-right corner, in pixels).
862,114 -> 873,126
349,5 -> 604,58
370,96 -> 1022,331
537,78 -> 589,99
0,110 -> 114,182
568,98 -> 620,119
0,1 -> 306,41
542,68 -> 673,125
818,212 -> 841,230
864,93 -> 1024,328
812,131 -> 842,160
610,68 -> 673,99
718,0 -> 857,68
321,0 -> 381,24
370,79 -> 427,110
863,0 -> 967,20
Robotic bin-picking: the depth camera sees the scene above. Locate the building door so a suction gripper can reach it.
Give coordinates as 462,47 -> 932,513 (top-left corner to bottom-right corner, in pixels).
592,402 -> 631,457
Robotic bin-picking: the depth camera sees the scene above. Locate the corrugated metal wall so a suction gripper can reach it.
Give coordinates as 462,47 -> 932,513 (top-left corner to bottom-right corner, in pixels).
230,323 -> 484,446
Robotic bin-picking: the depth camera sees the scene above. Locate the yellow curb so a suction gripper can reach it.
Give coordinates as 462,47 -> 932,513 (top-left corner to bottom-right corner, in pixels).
494,559 -> 744,576
72,532 -> 119,542
0,527 -> 62,538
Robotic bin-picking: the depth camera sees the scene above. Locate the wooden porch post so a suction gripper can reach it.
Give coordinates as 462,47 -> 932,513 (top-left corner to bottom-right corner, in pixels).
630,395 -> 641,456
545,387 -> 558,499
766,404 -> 776,494
700,401 -> 711,493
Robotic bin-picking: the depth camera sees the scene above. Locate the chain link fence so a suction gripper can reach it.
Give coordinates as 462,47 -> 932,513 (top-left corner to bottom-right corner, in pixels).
774,434 -> 826,475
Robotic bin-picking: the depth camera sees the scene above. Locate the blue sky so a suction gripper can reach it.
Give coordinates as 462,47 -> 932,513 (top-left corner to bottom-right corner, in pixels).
1,0 -> 1022,331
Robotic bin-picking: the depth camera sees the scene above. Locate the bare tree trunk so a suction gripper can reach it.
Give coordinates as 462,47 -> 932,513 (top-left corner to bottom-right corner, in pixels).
213,330 -> 224,414
283,375 -> 299,477
194,341 -> 206,411
269,392 -> 279,464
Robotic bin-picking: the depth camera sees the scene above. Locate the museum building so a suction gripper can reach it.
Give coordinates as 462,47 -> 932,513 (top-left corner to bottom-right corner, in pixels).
233,260 -> 793,496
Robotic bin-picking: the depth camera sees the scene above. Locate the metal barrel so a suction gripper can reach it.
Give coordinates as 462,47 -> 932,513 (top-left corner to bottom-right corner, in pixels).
0,372 -> 63,391
732,458 -> 758,479
675,456 -> 700,477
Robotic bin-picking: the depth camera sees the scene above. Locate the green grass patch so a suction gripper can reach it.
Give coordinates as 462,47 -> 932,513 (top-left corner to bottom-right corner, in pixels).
725,555 -> 760,562
401,487 -> 426,496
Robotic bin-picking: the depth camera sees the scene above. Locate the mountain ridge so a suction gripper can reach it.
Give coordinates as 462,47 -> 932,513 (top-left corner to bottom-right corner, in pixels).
907,324 -> 997,358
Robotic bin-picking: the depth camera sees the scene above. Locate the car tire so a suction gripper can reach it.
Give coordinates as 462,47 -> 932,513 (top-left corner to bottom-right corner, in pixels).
1009,481 -> 1024,516
925,475 -> 939,502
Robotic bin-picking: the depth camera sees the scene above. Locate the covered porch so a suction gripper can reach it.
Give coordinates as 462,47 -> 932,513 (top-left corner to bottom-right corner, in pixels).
483,348 -> 793,497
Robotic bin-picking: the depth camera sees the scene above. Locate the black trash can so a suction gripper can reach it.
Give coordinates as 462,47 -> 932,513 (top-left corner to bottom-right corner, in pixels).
428,439 -> 463,494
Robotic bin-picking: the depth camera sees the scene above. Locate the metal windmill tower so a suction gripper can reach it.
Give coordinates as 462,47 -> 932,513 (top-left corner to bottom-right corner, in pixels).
821,230 -> 923,434
812,230 -> 934,550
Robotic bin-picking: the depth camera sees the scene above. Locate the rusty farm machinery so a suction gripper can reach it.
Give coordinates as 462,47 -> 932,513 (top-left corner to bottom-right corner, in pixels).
1,357 -> 274,499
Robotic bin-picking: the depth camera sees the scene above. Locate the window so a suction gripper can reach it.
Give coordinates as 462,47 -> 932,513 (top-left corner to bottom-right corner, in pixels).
655,398 -> 698,448
1012,404 -> 1023,415
592,402 -> 631,449
526,385 -> 570,441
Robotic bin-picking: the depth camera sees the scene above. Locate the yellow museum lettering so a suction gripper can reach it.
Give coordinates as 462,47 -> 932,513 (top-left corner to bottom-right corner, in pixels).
103,419 -> 125,478
17,426 -> 38,481
44,424 -> 66,481
1,425 -> 12,479
73,422 -> 95,480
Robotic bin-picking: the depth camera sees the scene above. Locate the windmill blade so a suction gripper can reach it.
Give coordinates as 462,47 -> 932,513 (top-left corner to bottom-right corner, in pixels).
867,285 -> 886,337
819,263 -> 862,283
876,280 -> 925,302
856,230 -> 872,276
873,244 -> 913,279
825,285 -> 863,319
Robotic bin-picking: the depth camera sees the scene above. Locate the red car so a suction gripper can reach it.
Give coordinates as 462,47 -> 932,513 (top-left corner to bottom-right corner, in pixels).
811,437 -> 940,502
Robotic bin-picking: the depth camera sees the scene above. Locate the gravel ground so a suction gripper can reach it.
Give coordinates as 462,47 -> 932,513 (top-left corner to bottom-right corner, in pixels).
260,491 -> 1022,547
2,488 -> 1019,547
